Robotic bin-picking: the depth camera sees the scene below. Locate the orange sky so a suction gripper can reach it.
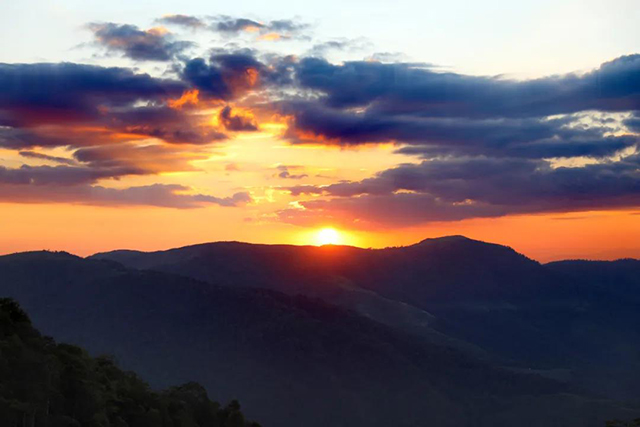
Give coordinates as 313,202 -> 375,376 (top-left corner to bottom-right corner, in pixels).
0,13 -> 638,261
1,121 -> 639,261
1,97 -> 638,262
1,198 -> 639,262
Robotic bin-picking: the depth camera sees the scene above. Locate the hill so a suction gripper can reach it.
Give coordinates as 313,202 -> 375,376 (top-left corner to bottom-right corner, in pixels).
2,249 -> 638,426
92,236 -> 640,399
0,297 -> 259,427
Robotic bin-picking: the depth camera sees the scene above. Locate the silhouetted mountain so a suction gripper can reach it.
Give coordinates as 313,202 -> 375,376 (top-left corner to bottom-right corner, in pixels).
2,249 -> 638,426
92,236 -> 557,306
547,259 -> 640,302
93,236 -> 640,400
0,297 -> 259,427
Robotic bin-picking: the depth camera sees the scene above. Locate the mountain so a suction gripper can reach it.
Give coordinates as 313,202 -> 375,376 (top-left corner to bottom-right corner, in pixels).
1,249 -> 638,426
91,235 -> 559,308
93,236 -> 640,399
546,259 -> 640,303
0,297 -> 259,427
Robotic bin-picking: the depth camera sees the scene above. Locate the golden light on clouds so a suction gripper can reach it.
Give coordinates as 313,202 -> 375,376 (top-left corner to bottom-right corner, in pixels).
168,89 -> 200,109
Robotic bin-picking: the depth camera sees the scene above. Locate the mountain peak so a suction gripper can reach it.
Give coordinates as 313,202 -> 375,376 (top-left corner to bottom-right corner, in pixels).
416,235 -> 474,245
0,250 -> 81,262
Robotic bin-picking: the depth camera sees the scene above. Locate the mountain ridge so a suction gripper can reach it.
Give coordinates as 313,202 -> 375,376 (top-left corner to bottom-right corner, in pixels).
5,250 -> 630,427
86,235 -> 640,401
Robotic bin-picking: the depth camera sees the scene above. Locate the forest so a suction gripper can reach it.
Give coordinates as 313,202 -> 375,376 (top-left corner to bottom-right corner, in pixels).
0,298 -> 260,427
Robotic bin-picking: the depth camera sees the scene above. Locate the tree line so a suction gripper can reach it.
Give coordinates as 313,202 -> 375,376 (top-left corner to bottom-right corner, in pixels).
0,298 -> 261,427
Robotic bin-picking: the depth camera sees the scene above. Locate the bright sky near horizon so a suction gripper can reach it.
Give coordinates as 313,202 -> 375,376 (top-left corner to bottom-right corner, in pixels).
0,0 -> 639,261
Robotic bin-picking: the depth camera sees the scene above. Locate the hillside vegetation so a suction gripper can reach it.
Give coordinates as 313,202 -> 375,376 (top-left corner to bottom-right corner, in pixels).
0,298 -> 260,427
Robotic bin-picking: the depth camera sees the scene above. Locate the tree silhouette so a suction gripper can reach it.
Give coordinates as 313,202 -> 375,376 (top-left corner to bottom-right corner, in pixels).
0,298 -> 261,427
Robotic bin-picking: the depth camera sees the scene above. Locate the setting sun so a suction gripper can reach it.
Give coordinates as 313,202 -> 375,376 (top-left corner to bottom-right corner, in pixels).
315,227 -> 341,246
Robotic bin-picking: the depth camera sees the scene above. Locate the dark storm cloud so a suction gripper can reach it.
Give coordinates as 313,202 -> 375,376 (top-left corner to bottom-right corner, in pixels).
89,23 -> 194,61
156,14 -> 206,29
293,55 -> 640,117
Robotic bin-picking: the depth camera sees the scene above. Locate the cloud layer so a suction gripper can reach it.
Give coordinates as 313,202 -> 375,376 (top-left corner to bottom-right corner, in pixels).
0,14 -> 638,221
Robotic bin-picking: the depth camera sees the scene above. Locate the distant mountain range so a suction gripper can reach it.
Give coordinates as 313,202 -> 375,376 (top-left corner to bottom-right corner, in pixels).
2,236 -> 640,426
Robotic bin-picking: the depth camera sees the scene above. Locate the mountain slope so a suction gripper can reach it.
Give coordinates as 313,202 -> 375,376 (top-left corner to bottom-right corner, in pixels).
92,236 -> 640,399
0,297 -> 259,427
1,251 -> 637,426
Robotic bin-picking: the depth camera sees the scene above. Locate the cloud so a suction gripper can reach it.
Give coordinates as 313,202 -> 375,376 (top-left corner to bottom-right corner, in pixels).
88,22 -> 194,61
625,113 -> 640,132
18,151 -> 77,165
281,153 -> 640,227
276,165 -> 308,180
0,63 -> 231,149
268,19 -> 309,34
0,164 -> 139,186
279,101 -> 638,159
307,38 -> 371,57
180,49 -> 292,100
180,50 -> 273,100
210,16 -> 310,41
181,58 -> 228,98
1,19 -> 638,223
219,106 -> 258,131
214,17 -> 265,33
72,143 -> 207,173
0,182 -> 251,208
99,104 -> 228,145
156,14 -> 206,29
293,55 -> 640,117
273,54 -> 639,227
0,62 -> 184,126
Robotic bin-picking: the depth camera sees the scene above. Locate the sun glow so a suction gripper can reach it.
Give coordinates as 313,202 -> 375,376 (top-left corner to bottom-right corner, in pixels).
315,227 -> 342,246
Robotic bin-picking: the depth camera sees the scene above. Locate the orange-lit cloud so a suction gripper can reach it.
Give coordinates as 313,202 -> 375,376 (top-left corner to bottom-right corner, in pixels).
1,19 -> 639,262
218,106 -> 258,131
168,89 -> 200,109
259,32 -> 284,41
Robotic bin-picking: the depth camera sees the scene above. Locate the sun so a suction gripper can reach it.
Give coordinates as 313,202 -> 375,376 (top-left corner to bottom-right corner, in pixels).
315,227 -> 342,246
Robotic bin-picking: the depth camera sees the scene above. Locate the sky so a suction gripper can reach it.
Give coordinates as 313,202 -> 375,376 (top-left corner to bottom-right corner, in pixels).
0,0 -> 638,261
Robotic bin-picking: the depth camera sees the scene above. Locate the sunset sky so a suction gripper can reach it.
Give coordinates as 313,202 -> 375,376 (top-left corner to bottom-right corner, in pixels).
0,0 -> 639,261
